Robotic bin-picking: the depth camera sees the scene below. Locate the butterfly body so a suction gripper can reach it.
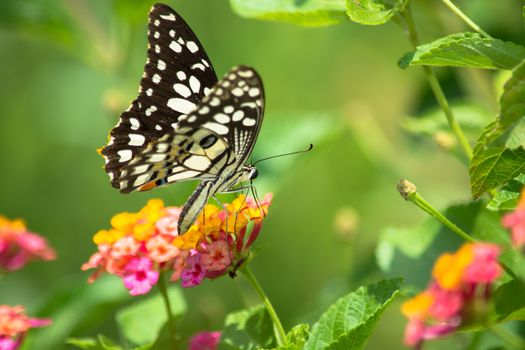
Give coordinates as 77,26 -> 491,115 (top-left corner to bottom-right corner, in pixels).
100,3 -> 264,234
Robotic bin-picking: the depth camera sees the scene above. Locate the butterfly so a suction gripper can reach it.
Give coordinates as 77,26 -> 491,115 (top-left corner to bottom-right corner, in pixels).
99,3 -> 264,234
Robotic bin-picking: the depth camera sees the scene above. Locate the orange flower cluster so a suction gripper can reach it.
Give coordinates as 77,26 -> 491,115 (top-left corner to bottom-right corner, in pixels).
0,216 -> 56,272
82,194 -> 272,295
0,305 -> 51,349
402,243 -> 502,349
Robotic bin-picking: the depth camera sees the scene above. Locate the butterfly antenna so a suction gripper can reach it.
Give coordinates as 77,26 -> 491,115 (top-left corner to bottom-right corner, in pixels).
252,144 -> 313,166
233,191 -> 249,237
250,182 -> 264,219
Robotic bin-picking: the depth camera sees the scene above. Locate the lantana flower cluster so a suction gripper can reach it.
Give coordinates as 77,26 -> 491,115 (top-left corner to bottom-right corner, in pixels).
502,187 -> 525,248
0,216 -> 56,272
402,243 -> 502,349
0,305 -> 51,350
82,194 -> 272,295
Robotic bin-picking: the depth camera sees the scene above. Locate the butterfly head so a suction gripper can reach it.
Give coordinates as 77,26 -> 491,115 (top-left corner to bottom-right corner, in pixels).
241,165 -> 258,182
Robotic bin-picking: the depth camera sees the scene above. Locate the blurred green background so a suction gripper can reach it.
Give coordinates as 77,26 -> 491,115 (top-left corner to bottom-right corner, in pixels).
0,0 -> 523,349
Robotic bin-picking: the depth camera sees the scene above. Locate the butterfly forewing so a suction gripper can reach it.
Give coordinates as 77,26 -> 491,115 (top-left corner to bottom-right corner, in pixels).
100,3 -> 218,192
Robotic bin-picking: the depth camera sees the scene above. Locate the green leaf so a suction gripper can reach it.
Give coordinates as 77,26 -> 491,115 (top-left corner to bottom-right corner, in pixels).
496,60 -> 525,149
401,100 -> 493,138
115,287 -> 186,346
66,336 -> 123,350
376,220 -> 440,272
346,0 -> 407,25
487,174 -> 525,211
500,248 -> 525,279
66,338 -> 100,349
273,324 -> 310,350
469,60 -> 525,198
399,32 -> 525,70
218,305 -> 275,350
494,279 -> 525,321
97,335 -> 122,350
304,278 -> 402,350
229,0 -> 347,27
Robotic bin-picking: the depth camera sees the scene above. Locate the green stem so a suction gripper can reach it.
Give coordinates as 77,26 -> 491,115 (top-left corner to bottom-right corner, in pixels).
157,272 -> 177,346
398,180 -> 517,278
401,7 -> 473,160
439,0 -> 491,38
409,192 -> 475,242
240,265 -> 287,346
490,325 -> 525,350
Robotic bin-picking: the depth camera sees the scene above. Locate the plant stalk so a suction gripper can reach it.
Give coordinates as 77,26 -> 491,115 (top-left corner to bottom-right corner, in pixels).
240,265 -> 287,346
490,325 -> 525,350
157,272 -> 177,345
439,0 -> 491,38
401,7 -> 473,160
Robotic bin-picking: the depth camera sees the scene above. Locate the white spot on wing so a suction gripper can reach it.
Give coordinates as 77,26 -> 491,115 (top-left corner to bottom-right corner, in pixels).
177,71 -> 187,80
184,155 -> 211,171
129,134 -> 145,146
189,76 -> 200,93
168,171 -> 200,182
249,88 -> 260,97
160,13 -> 176,21
132,164 -> 149,175
242,118 -> 256,127
118,150 -> 132,162
152,74 -> 161,84
130,118 -> 140,130
169,41 -> 182,53
149,154 -> 167,162
186,41 -> 199,53
238,70 -> 254,78
157,60 -> 166,70
174,83 -> 191,98
145,105 -> 157,116
214,113 -> 230,124
232,110 -> 245,121
157,143 -> 169,152
203,122 -> 229,135
167,98 -> 197,114
232,88 -> 243,96
191,63 -> 205,71
134,173 -> 151,187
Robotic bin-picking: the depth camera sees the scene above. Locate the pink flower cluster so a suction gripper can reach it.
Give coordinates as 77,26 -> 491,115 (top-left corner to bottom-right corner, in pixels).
82,194 -> 272,295
0,305 -> 51,350
189,331 -> 221,350
502,187 -> 525,248
402,243 -> 502,349
0,216 -> 56,272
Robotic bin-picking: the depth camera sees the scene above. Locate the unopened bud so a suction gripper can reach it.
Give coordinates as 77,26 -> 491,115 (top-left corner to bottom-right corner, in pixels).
433,131 -> 455,151
333,207 -> 359,242
397,179 -> 417,200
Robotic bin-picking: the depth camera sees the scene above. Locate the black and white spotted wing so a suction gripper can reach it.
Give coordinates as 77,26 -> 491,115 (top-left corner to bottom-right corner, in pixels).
100,3 -> 218,192
112,65 -> 264,195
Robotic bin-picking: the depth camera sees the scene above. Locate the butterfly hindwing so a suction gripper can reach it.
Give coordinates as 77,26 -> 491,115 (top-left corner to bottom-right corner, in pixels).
176,65 -> 265,166
100,3 -> 218,192
115,65 -> 264,193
